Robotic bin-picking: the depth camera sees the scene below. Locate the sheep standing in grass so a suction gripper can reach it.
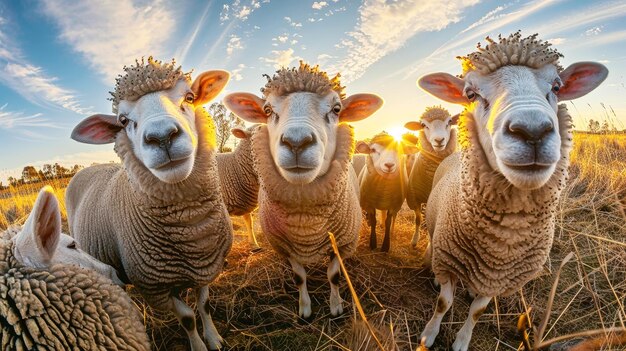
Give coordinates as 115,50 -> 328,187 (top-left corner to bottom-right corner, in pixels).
1,186 -> 149,350
356,133 -> 418,252
224,62 -> 383,319
404,106 -> 458,248
216,125 -> 261,249
66,57 -> 232,351
416,32 -> 608,351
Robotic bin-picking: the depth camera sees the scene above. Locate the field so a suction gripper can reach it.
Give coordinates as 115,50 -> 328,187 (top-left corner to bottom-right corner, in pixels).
1,132 -> 625,351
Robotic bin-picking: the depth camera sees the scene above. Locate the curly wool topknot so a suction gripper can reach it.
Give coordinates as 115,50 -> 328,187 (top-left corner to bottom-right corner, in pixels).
109,56 -> 191,113
457,31 -> 564,76
420,106 -> 451,122
261,61 -> 345,99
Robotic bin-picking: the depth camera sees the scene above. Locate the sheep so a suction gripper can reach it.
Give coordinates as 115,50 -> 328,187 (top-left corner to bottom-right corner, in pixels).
403,106 -> 458,248
224,62 -> 383,319
351,153 -> 367,176
66,57 -> 233,351
356,132 -> 418,252
1,186 -> 150,350
416,32 -> 608,351
216,124 -> 262,249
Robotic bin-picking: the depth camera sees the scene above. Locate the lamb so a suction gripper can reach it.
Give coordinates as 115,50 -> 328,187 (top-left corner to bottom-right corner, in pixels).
66,57 -> 233,351
1,186 -> 150,350
216,124 -> 262,249
403,106 -> 458,248
356,132 -> 418,252
224,62 -> 383,319
416,32 -> 608,351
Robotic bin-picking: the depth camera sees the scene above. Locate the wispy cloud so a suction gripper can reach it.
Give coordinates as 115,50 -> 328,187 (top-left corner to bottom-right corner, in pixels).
40,0 -> 176,82
0,103 -> 60,130
328,0 -> 480,83
284,16 -> 303,28
174,0 -> 213,65
460,3 -> 508,33
260,48 -> 300,69
220,0 -> 269,23
232,63 -> 246,81
227,35 -> 244,56
312,1 -> 328,10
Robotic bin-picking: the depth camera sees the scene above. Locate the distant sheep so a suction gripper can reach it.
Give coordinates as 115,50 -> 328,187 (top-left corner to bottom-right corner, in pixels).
225,62 -> 383,319
1,186 -> 149,350
66,57 -> 232,351
417,32 -> 608,351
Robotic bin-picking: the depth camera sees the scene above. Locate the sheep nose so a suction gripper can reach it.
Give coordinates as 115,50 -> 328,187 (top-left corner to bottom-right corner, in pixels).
384,162 -> 395,170
434,138 -> 445,145
145,124 -> 179,149
281,133 -> 315,153
507,120 -> 554,145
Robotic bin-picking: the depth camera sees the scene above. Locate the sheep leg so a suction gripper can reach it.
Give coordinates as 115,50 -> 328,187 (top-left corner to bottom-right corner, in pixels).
242,213 -> 260,249
198,286 -> 224,350
288,257 -> 312,319
381,210 -> 393,252
452,295 -> 491,351
171,296 -> 208,351
367,211 -> 377,249
421,279 -> 456,347
327,252 -> 343,316
411,208 -> 421,248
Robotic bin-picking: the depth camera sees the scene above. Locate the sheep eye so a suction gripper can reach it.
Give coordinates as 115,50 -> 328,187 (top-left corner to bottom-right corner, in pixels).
465,89 -> 477,101
332,103 -> 341,114
67,241 -> 77,250
119,114 -> 129,126
421,122 -> 429,130
185,92 -> 195,104
552,82 -> 561,93
263,104 -> 273,116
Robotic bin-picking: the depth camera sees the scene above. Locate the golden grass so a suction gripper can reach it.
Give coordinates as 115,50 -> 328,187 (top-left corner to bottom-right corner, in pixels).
1,133 -> 625,350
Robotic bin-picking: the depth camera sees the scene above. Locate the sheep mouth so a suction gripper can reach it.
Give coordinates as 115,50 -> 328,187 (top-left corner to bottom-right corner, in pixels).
154,156 -> 191,170
504,163 -> 552,172
283,166 -> 316,174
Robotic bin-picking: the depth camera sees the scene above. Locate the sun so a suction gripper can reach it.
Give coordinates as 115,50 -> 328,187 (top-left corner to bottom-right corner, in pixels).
388,126 -> 406,142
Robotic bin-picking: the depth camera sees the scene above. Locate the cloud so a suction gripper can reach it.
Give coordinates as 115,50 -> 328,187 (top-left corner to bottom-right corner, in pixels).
227,35 -> 244,55
276,35 -> 289,43
547,37 -> 566,45
232,63 -> 246,81
174,1 -> 212,65
460,4 -> 508,33
41,0 -> 175,82
317,53 -> 334,65
221,0 -> 268,23
260,48 -> 300,69
328,0 -> 480,83
585,26 -> 603,36
284,16 -> 303,28
0,103 -> 60,131
312,1 -> 328,10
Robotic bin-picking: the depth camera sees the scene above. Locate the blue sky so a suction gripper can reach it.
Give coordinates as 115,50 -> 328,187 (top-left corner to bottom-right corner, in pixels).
2,0 -> 626,182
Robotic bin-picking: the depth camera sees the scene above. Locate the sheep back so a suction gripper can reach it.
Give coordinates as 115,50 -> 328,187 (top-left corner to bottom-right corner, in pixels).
216,135 -> 259,216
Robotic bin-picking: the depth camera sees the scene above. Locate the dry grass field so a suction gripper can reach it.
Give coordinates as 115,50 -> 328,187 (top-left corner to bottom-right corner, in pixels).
1,132 -> 625,351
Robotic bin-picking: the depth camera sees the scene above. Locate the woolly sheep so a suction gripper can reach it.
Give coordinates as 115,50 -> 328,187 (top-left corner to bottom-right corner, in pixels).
1,186 -> 150,350
403,106 -> 458,248
351,153 -> 367,176
216,125 -> 262,249
416,32 -> 608,351
66,57 -> 232,351
356,133 -> 418,252
224,62 -> 383,319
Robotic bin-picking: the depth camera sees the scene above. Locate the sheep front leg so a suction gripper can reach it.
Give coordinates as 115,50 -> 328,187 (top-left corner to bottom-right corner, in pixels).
327,252 -> 343,316
452,295 -> 491,351
198,286 -> 224,350
242,213 -> 260,249
367,211 -> 377,249
171,296 -> 208,351
421,279 -> 456,347
381,210 -> 394,252
288,257 -> 311,319
411,208 -> 421,248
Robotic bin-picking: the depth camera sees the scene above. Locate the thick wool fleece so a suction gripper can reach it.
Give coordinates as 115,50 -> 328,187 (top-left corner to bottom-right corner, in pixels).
406,129 -> 457,210
358,155 -> 407,214
425,104 -> 573,297
351,154 -> 367,178
66,107 -> 232,311
216,129 -> 259,216
0,238 -> 150,351
251,123 -> 360,264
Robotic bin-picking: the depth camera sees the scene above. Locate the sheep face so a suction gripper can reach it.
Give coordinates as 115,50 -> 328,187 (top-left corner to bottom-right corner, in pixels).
71,70 -> 230,184
405,114 -> 458,152
356,138 -> 418,177
12,186 -> 124,285
224,92 -> 383,185
419,61 -> 608,190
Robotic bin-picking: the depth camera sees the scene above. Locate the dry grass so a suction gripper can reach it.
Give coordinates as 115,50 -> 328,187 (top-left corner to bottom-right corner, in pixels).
1,133 -> 625,351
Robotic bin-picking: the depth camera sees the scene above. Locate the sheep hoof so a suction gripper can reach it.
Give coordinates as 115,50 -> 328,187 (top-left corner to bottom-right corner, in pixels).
297,313 -> 314,324
330,300 -> 343,317
381,244 -> 390,252
421,323 -> 440,348
452,334 -> 471,351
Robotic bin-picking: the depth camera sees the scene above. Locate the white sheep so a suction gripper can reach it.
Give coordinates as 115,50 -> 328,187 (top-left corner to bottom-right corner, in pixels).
403,106 -> 458,248
356,132 -> 418,252
224,62 -> 383,319
216,125 -> 261,249
416,32 -> 608,351
1,186 -> 150,350
351,153 -> 367,176
66,57 -> 232,351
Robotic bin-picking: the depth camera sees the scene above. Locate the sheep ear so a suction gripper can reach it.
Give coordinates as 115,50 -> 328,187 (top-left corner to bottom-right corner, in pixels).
231,127 -> 250,139
402,133 -> 419,145
355,141 -> 371,154
558,62 -> 608,101
418,73 -> 467,104
404,121 -> 423,131
71,114 -> 121,144
450,114 -> 460,125
18,186 -> 61,263
403,144 -> 420,154
339,94 -> 383,122
224,93 -> 268,123
192,70 -> 230,106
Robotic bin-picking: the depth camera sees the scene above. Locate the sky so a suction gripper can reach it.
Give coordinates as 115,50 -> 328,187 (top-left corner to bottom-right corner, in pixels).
1,0 -> 626,183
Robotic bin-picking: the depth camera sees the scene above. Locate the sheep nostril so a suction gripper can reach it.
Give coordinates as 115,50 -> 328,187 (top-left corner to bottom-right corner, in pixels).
384,162 -> 394,169
281,133 -> 315,153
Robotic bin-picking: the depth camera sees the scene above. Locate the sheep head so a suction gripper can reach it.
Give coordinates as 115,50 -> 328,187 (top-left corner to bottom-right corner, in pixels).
418,33 -> 608,190
405,106 -> 459,152
225,61 -> 383,185
71,57 -> 230,184
356,133 -> 418,178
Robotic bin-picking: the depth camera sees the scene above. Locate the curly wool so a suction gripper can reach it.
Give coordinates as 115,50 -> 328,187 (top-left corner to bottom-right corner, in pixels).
261,61 -> 345,99
0,238 -> 150,351
458,31 -> 563,76
109,56 -> 191,113
425,104 -> 573,297
251,123 -> 360,264
419,106 -> 451,123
